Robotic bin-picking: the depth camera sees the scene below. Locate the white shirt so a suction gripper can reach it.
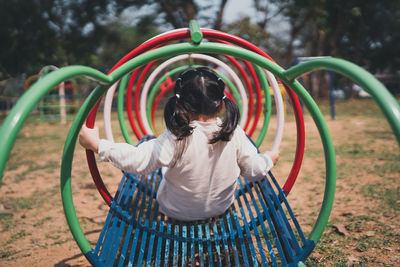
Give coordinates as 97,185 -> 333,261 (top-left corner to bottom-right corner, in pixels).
98,120 -> 273,221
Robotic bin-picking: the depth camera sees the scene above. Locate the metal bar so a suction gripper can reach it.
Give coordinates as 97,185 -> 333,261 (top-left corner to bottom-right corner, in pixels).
190,224 -> 195,267
117,174 -> 146,266
198,224 -> 204,267
259,179 -> 298,262
231,206 -> 249,267
238,179 -> 268,265
211,220 -> 222,267
242,180 -> 278,266
181,224 -> 188,267
218,217 -> 231,266
204,222 -> 213,266
146,171 -> 162,266
105,175 -> 137,265
253,182 -> 287,265
95,174 -> 127,255
137,171 -> 159,265
100,180 -> 137,263
235,184 -> 259,266
225,212 -> 240,265
154,214 -> 165,266
173,224 -> 180,266
127,173 -> 152,265
163,222 -> 172,267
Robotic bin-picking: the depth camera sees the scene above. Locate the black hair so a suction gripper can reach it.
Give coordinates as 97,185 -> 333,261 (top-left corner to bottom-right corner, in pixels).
164,67 -> 240,144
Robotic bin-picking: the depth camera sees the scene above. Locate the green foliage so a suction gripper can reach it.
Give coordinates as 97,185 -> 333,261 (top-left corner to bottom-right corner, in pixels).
1,0 -> 398,86
96,22 -> 160,68
270,0 -> 400,73
0,0 -> 113,79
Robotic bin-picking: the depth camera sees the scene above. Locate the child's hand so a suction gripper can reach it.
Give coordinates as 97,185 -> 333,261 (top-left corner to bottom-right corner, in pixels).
266,150 -> 280,165
79,125 -> 100,153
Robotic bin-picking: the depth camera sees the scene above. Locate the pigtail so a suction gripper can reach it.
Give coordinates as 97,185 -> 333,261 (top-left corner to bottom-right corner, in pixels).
209,97 -> 240,144
164,95 -> 194,140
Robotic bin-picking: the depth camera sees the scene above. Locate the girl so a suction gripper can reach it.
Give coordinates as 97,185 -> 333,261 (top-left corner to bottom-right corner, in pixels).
79,67 -> 279,221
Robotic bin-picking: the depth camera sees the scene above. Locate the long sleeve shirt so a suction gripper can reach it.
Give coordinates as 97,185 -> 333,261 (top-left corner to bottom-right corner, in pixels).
98,120 -> 273,221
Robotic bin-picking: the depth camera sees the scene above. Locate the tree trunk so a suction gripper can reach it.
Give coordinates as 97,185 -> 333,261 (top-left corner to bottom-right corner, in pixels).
214,0 -> 228,30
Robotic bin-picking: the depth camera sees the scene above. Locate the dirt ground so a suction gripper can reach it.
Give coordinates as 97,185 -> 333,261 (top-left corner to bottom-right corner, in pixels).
0,98 -> 399,266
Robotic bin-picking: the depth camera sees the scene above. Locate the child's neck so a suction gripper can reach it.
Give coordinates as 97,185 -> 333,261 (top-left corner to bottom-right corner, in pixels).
191,114 -> 217,122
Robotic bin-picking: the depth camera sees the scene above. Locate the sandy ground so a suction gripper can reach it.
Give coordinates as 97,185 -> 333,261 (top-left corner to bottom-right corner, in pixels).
0,99 -> 399,266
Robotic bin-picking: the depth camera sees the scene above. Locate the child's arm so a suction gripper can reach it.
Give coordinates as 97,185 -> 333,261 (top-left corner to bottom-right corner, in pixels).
78,125 -> 174,175
79,125 -> 100,153
266,150 -> 280,165
236,128 -> 280,182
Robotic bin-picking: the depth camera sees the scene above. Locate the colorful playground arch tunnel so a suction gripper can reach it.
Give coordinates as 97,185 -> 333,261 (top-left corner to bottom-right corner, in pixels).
116,46 -> 263,140
123,53 -> 265,137
60,42 -> 400,260
138,53 -> 249,133
141,63 -> 272,144
84,27 -> 307,206
118,64 -> 244,142
0,24 -> 399,265
136,53 -> 285,146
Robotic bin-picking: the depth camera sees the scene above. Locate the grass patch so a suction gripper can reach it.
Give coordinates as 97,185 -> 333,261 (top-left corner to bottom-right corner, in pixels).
6,230 -> 29,245
28,160 -> 60,172
3,187 -> 58,212
361,184 -> 400,212
336,161 -> 364,178
9,197 -> 35,210
45,233 -> 61,240
346,215 -> 377,232
33,216 -> 52,227
336,143 -> 374,158
0,249 -> 16,259
306,228 -> 348,264
0,213 -> 13,231
374,162 -> 400,175
365,129 -> 397,140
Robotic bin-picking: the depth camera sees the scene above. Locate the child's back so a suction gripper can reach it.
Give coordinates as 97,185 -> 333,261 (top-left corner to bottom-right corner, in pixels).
157,119 -> 271,220
80,67 -> 279,221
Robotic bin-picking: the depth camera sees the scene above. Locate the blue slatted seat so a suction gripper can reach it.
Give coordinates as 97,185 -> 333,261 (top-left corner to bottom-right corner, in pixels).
89,169 -> 315,266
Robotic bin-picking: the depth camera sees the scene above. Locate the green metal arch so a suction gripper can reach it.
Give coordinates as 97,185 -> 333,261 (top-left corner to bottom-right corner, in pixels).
59,42 -> 337,252
284,58 -> 400,144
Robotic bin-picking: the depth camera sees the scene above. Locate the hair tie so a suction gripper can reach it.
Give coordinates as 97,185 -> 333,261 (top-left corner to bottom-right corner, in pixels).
175,94 -> 181,99
217,77 -> 225,91
222,95 -> 227,100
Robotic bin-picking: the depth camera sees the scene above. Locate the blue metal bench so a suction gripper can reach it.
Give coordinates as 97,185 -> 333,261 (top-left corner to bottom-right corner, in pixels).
88,169 -> 315,266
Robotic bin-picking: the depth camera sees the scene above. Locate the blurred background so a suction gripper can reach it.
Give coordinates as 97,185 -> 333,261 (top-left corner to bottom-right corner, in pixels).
1,0 -> 399,103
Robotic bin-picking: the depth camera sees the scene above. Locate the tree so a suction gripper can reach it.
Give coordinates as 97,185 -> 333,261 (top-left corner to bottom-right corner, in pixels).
0,0 -> 232,80
263,0 -> 400,96
114,0 -> 229,29
271,0 -> 400,73
95,22 -> 160,70
0,0 -> 113,79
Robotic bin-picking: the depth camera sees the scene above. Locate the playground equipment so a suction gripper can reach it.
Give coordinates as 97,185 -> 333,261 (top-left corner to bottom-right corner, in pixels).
1,21 -> 400,266
24,65 -> 79,124
294,57 -> 336,120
